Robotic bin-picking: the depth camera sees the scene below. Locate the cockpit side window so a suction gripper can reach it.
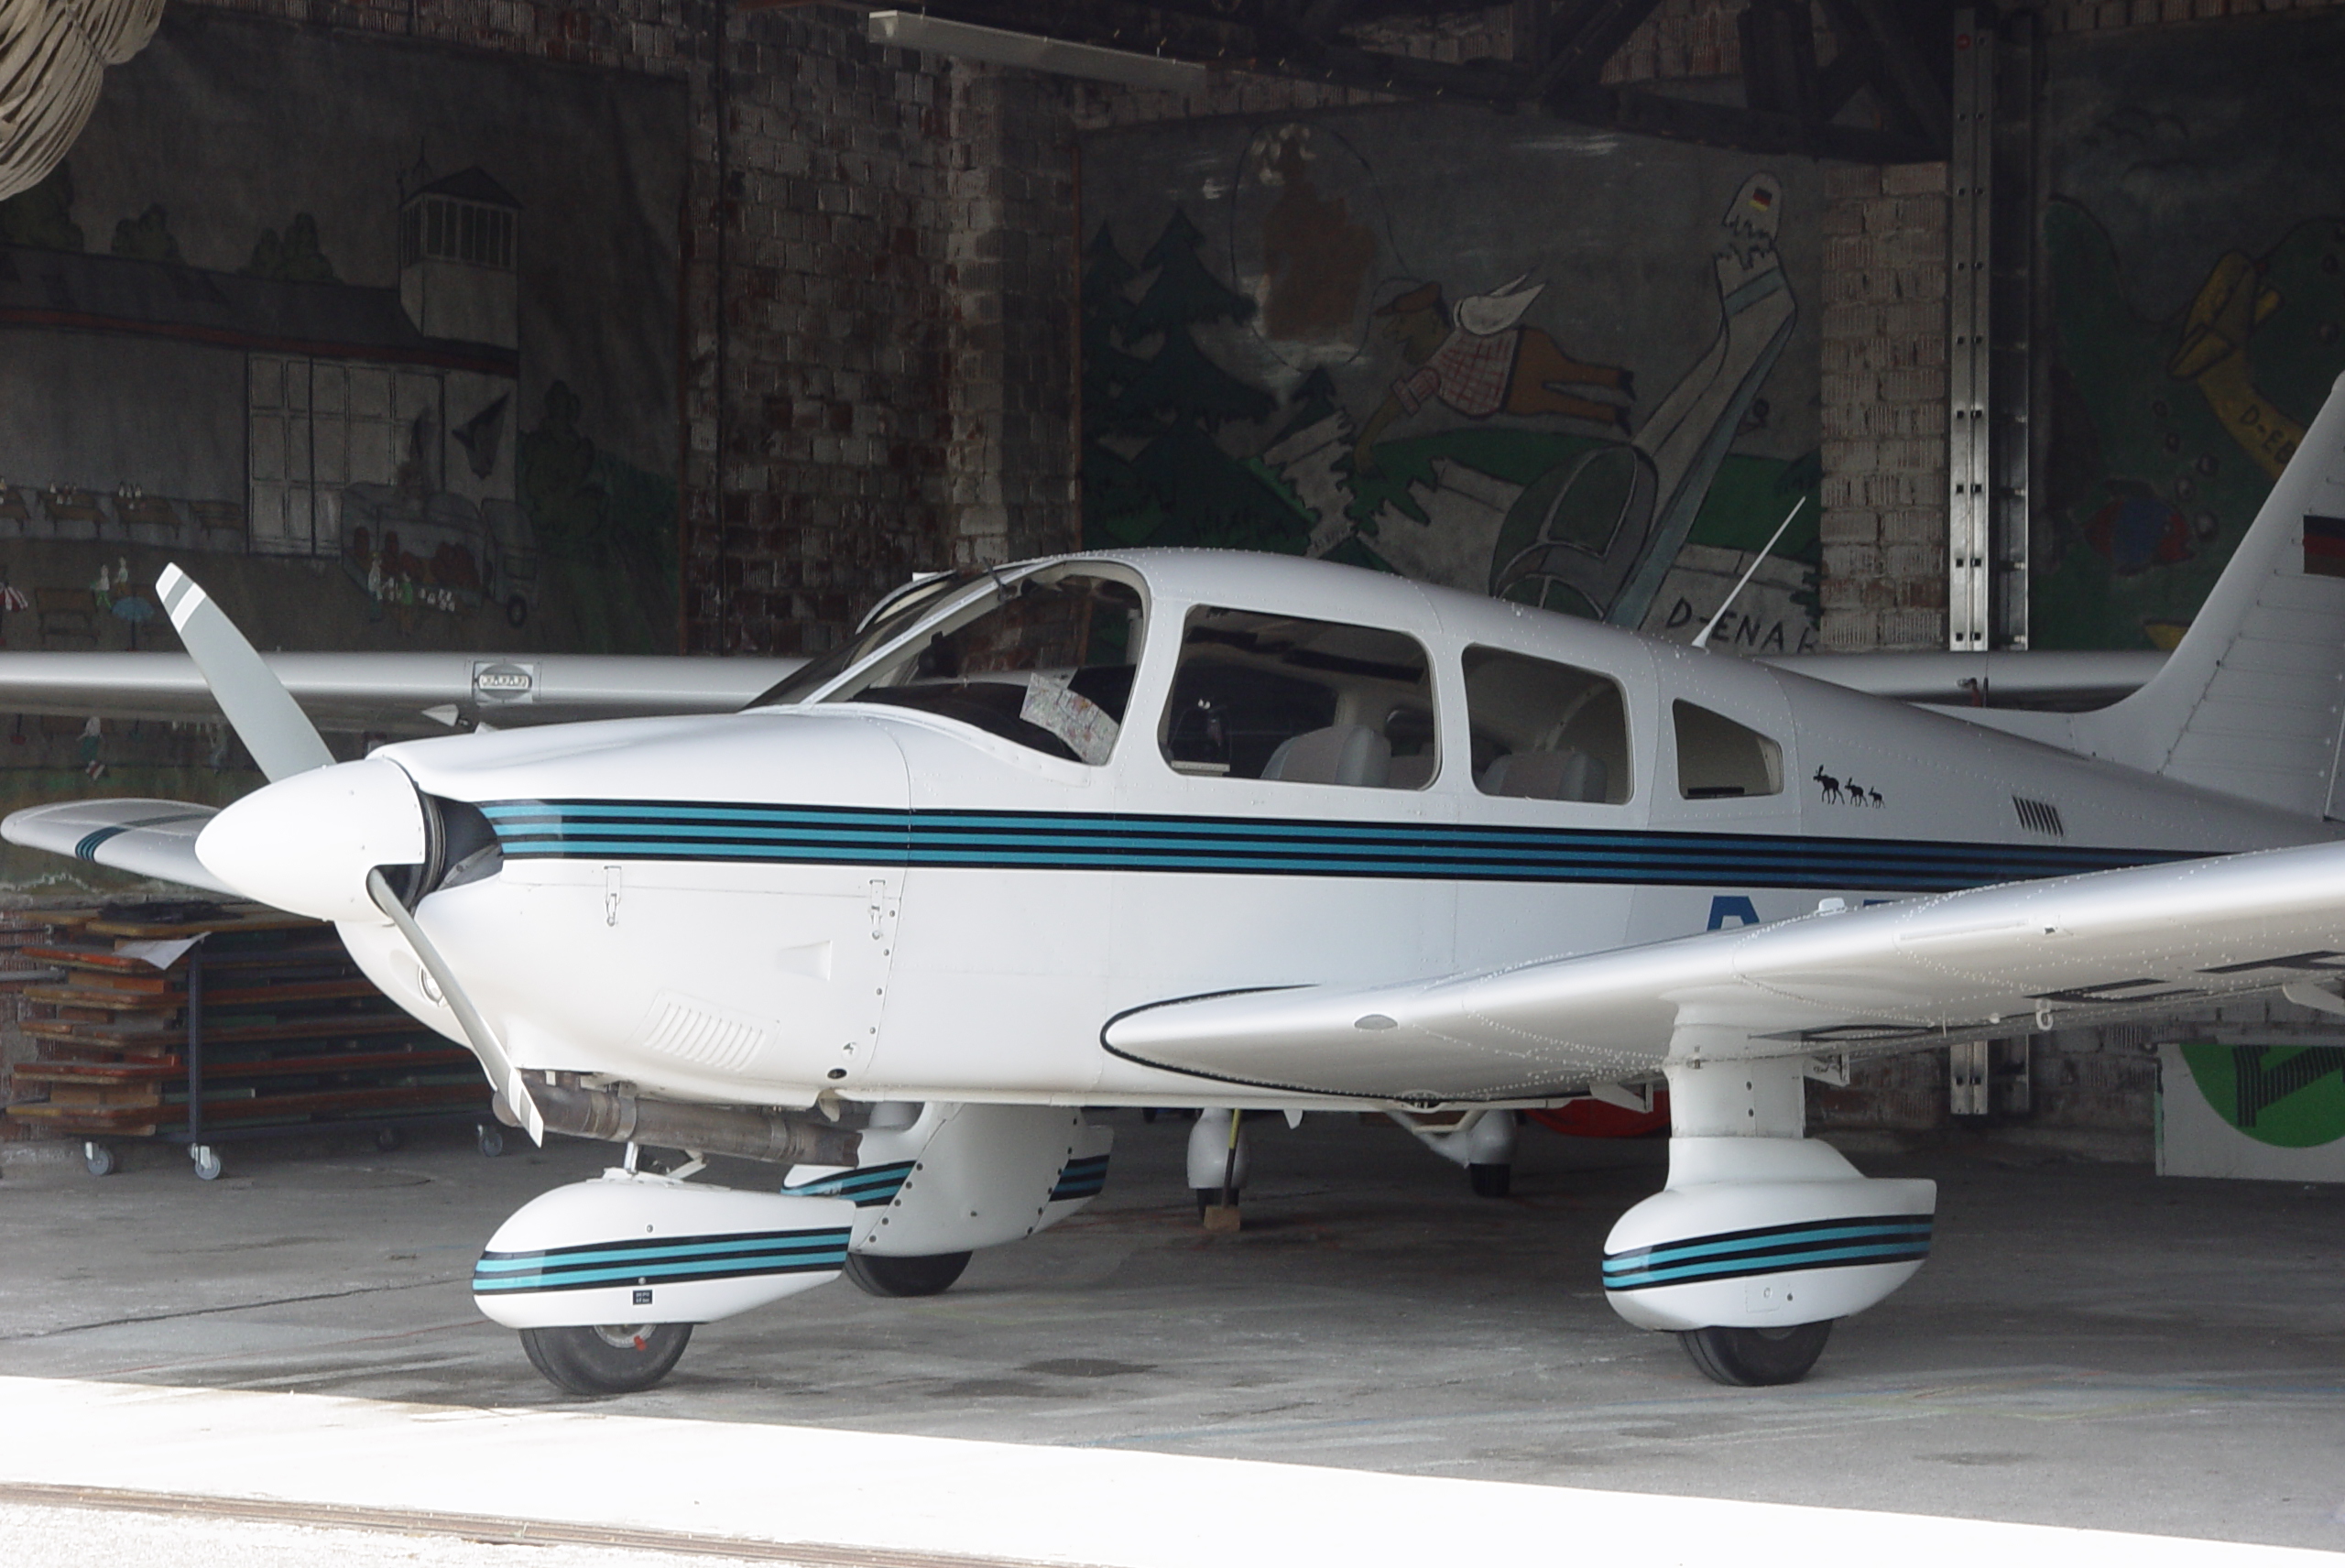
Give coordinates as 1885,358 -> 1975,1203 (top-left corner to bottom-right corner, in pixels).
1160,606 -> 1436,789
1674,700 -> 1783,799
792,568 -> 1145,764
1462,647 -> 1631,804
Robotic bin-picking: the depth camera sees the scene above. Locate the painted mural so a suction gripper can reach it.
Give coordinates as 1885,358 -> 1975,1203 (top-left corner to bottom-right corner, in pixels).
0,13 -> 684,880
2036,12 -> 2345,650
1080,109 -> 1824,655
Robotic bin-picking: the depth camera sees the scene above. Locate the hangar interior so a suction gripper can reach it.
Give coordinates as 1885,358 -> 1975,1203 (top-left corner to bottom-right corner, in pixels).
5,0 -> 2343,1176
3,0 -> 2345,1561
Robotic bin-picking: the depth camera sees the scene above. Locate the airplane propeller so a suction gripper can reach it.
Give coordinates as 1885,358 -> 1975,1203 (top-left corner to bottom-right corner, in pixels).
156,565 -> 334,781
158,564 -> 547,1144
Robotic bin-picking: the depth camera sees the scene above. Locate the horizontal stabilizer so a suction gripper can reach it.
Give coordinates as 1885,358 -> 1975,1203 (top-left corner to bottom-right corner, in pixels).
0,799 -> 233,895
1103,837 -> 2345,1103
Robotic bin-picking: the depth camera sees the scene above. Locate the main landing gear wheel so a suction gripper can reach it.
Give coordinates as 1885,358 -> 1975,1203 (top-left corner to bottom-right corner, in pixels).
1677,1320 -> 1834,1387
1467,1162 -> 1511,1198
519,1323 -> 693,1395
844,1251 -> 971,1298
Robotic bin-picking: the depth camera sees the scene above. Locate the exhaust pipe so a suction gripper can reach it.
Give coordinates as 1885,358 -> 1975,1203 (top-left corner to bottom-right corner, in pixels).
510,1082 -> 863,1167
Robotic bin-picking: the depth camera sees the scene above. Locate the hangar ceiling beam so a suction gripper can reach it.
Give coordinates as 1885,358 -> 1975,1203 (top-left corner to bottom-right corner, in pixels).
927,0 -> 1936,161
1527,0 -> 1668,96
1811,0 -> 1951,150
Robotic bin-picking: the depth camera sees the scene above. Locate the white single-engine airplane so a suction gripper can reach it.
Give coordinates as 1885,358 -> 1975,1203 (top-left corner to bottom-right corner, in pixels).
12,378 -> 2345,1395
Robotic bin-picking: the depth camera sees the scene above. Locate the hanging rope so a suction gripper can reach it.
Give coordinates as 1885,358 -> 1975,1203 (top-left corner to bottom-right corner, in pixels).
0,0 -> 165,201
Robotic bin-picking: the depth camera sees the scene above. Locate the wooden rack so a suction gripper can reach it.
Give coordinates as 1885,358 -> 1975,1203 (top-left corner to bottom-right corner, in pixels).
2,902 -> 497,1179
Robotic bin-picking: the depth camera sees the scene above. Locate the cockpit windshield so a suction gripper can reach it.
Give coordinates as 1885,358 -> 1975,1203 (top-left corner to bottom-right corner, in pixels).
747,568 -> 987,710
751,565 -> 1147,766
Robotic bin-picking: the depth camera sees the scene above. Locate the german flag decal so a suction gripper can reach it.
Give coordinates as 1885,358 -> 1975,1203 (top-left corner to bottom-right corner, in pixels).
2304,514 -> 2345,578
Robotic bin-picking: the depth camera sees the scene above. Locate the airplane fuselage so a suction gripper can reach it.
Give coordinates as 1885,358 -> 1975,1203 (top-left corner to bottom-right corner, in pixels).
342,551 -> 2321,1112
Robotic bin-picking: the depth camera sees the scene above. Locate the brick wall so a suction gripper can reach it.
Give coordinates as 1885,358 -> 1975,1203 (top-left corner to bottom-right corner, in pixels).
188,0 -> 1081,660
1817,161 -> 1951,651
942,67 -> 1079,570
697,16 -> 1077,656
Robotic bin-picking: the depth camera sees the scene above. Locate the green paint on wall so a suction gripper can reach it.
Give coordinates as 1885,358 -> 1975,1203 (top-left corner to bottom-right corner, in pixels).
2178,1041 -> 2345,1149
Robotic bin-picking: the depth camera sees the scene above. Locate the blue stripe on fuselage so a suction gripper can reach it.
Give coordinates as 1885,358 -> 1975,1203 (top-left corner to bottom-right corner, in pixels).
475,800 -> 2204,895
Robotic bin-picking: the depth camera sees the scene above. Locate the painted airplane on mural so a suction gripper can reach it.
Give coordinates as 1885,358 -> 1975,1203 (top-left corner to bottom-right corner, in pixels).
9,378 -> 2345,1395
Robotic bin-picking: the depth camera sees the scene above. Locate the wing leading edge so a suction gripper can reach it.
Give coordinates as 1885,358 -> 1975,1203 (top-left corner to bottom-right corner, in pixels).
1,799 -> 232,895
1102,838 -> 2345,1103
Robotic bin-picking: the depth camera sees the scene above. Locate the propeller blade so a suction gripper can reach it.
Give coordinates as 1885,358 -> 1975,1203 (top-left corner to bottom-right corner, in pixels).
365,867 -> 545,1147
157,564 -> 334,781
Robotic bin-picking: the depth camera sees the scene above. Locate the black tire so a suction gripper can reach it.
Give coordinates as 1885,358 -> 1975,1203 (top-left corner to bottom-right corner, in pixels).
84,1143 -> 116,1178
1467,1162 -> 1511,1198
375,1127 -> 405,1153
476,1125 -> 506,1159
1677,1320 -> 1835,1387
518,1323 -> 693,1395
843,1250 -> 972,1298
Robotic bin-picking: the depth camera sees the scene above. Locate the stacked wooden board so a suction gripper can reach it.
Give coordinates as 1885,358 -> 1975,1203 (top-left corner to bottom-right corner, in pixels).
2,901 -> 490,1163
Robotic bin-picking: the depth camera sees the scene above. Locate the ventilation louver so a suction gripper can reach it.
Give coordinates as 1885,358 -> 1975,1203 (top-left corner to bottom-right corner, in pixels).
2012,797 -> 2066,837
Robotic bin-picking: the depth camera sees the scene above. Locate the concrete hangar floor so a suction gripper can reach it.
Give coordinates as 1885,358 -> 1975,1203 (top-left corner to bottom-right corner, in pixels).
0,1113 -> 2340,1565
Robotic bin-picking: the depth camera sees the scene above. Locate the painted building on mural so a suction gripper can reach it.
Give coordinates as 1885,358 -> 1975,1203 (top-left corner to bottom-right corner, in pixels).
0,162 -> 534,625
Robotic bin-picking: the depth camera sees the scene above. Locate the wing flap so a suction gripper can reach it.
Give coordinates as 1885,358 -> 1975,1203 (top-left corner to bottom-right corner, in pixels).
1,799 -> 233,895
1103,840 -> 2345,1103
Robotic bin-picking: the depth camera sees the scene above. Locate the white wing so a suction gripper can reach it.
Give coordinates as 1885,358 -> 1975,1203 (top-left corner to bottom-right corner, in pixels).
1103,839 -> 2345,1103
1,798 -> 233,895
0,652 -> 804,734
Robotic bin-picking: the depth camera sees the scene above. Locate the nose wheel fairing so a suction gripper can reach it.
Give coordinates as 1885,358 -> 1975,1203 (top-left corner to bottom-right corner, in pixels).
473,1171 -> 856,1331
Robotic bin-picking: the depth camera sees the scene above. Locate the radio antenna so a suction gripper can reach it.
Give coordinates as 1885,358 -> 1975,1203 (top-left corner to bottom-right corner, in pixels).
1691,495 -> 1807,652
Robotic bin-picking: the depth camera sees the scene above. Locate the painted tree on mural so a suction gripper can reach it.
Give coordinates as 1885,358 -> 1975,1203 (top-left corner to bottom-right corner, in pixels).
0,162 -> 83,250
1083,212 -> 1305,554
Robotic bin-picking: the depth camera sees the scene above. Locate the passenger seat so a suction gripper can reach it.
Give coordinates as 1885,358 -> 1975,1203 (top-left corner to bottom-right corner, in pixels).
1261,724 -> 1392,787
1481,748 -> 1608,802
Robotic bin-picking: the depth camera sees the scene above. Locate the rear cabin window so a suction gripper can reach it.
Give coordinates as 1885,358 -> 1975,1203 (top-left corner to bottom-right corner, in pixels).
1161,607 -> 1436,789
1674,700 -> 1783,799
1462,648 -> 1631,804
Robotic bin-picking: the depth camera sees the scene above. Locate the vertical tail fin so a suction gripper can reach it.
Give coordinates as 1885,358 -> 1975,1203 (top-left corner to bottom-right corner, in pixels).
2076,372 -> 2345,818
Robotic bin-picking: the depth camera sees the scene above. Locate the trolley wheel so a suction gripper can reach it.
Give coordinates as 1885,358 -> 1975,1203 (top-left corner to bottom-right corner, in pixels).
83,1141 -> 116,1178
843,1250 -> 972,1297
476,1124 -> 507,1159
191,1145 -> 224,1181
518,1323 -> 692,1396
375,1126 -> 406,1153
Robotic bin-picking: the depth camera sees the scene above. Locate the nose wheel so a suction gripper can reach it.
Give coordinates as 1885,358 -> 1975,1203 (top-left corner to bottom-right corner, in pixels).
1677,1320 -> 1834,1386
518,1323 -> 693,1396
